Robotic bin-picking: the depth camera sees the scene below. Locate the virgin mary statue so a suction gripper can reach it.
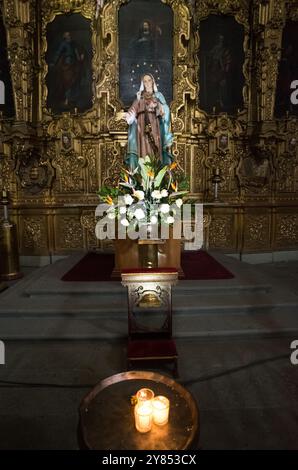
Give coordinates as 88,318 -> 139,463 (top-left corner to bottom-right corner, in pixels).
117,74 -> 173,169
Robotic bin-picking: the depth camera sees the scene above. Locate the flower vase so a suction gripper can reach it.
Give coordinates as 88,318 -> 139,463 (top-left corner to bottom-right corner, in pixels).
138,224 -> 158,269
138,241 -> 158,269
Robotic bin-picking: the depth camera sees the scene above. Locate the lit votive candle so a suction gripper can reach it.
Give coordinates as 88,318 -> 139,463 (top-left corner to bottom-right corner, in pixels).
134,401 -> 153,433
136,388 -> 154,405
152,396 -> 170,426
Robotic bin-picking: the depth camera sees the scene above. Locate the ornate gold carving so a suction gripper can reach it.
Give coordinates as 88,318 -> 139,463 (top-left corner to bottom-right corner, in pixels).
0,0 -> 297,257
275,150 -> 298,193
82,144 -> 99,194
244,214 -> 270,249
52,149 -> 86,193
276,214 -> 298,247
80,211 -> 96,233
57,216 -> 83,250
0,153 -> 15,192
80,210 -> 98,249
256,40 -> 281,121
209,214 -> 234,249
45,1 -> 91,12
206,148 -> 238,197
236,144 -> 273,198
173,143 -> 187,174
101,142 -> 123,187
46,114 -> 85,138
3,0 -> 35,122
192,144 -> 207,193
22,216 -> 48,250
15,147 -> 54,194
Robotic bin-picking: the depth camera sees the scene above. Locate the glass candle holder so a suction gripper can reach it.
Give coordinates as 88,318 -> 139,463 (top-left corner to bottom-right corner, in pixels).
152,396 -> 170,426
134,401 -> 153,433
136,388 -> 154,405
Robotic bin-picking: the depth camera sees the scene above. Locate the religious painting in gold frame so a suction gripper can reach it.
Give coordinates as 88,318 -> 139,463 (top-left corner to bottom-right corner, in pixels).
198,14 -> 245,115
118,0 -> 174,107
45,12 -> 93,114
0,9 -> 15,117
275,20 -> 298,118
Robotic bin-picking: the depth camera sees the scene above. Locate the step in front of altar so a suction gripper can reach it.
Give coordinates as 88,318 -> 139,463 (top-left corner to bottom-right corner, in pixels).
0,253 -> 298,339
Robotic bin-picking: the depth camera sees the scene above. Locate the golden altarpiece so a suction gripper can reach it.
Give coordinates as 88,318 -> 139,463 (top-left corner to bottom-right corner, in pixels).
0,0 -> 298,260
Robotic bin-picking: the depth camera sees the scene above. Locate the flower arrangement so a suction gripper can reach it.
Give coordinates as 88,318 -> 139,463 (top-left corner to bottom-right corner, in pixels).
95,156 -> 189,237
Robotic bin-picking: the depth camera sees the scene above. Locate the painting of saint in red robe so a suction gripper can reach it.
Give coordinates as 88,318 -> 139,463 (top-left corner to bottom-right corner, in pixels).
46,13 -> 93,114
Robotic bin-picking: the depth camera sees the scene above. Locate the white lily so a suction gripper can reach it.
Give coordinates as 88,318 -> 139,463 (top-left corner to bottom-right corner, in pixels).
152,190 -> 162,199
160,204 -> 170,214
119,206 -> 127,214
165,216 -> 175,224
134,208 -> 146,220
124,194 -> 134,205
176,198 -> 183,208
120,218 -> 129,227
107,211 -> 116,219
160,189 -> 168,198
134,190 -> 145,201
150,215 -> 158,224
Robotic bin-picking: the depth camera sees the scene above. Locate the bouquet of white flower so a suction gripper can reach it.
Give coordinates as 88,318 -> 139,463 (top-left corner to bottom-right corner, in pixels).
95,156 -> 189,238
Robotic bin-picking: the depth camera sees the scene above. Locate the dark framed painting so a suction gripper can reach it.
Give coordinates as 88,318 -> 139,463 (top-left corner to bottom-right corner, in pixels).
0,11 -> 15,117
275,21 -> 298,118
119,0 -> 173,107
198,15 -> 245,115
45,13 -> 93,114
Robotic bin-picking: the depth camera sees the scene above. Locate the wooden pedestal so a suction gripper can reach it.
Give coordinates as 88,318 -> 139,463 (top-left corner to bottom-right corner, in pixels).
113,236 -> 183,278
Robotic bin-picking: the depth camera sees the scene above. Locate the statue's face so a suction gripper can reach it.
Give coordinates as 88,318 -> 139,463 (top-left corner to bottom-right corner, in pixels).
218,34 -> 224,45
143,22 -> 150,35
63,32 -> 71,42
143,75 -> 153,93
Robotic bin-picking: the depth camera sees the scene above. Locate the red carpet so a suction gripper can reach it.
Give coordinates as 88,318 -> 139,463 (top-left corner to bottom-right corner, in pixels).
61,251 -> 234,281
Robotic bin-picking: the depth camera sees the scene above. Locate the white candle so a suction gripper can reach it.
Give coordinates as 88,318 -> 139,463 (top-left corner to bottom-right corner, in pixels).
152,396 -> 170,426
134,402 -> 153,433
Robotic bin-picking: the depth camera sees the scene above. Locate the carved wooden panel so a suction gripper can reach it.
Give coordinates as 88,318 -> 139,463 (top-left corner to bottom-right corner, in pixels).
209,212 -> 236,250
243,213 -> 271,251
19,215 -> 49,254
275,213 -> 298,249
54,213 -> 84,252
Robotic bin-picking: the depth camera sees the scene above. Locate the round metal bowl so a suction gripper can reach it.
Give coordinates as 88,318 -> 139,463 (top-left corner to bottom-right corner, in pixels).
78,370 -> 199,450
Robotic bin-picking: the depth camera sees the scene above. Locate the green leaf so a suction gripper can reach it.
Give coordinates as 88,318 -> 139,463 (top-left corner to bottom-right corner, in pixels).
154,166 -> 168,188
169,191 -> 189,197
138,159 -> 150,191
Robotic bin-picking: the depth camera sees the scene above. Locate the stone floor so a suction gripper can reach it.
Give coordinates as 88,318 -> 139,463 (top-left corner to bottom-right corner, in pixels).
0,336 -> 297,449
1,253 -> 298,339
0,256 -> 298,449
